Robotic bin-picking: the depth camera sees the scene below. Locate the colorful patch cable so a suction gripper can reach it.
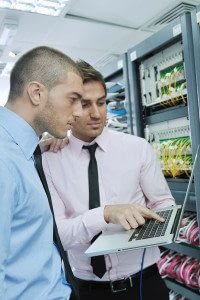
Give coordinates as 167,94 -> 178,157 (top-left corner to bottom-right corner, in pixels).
179,212 -> 199,246
157,250 -> 200,290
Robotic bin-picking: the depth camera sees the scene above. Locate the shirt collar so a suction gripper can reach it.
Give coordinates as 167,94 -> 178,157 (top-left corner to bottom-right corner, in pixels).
70,127 -> 110,156
0,107 -> 39,160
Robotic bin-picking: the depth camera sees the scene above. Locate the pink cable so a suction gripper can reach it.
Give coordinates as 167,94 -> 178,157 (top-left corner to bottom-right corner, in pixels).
179,213 -> 199,246
158,251 -> 200,290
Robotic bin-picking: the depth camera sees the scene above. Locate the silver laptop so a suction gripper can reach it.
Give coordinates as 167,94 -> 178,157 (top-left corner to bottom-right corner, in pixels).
85,146 -> 199,257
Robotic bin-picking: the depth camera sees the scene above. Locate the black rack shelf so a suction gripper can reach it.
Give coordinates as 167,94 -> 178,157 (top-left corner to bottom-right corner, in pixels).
164,278 -> 200,300
161,242 -> 200,260
144,105 -> 188,125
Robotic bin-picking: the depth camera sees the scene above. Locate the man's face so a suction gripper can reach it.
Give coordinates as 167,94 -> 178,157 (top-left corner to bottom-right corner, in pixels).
34,72 -> 83,138
72,80 -> 107,142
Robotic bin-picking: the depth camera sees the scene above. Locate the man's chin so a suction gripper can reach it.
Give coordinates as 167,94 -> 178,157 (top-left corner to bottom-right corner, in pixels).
90,127 -> 103,136
49,131 -> 67,139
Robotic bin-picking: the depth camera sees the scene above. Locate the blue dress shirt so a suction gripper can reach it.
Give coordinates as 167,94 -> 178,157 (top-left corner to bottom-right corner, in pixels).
0,107 -> 71,299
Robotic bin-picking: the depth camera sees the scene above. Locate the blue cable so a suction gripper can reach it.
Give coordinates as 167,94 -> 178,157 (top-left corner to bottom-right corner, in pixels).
139,248 -> 146,300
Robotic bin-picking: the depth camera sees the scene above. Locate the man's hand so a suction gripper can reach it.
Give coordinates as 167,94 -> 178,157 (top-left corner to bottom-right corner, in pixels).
39,133 -> 69,153
104,204 -> 165,230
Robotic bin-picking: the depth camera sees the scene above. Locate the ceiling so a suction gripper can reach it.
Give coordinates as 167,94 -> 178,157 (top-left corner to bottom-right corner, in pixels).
0,0 -> 200,105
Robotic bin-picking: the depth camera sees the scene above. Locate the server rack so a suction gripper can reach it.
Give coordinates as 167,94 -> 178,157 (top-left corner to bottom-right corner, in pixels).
98,53 -> 132,134
127,12 -> 200,299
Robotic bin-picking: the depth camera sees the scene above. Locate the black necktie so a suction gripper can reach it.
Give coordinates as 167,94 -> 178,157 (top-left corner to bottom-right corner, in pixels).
83,143 -> 107,278
33,145 -> 79,297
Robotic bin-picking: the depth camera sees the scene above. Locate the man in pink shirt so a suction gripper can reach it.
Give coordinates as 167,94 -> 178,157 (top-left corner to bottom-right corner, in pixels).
42,61 -> 175,300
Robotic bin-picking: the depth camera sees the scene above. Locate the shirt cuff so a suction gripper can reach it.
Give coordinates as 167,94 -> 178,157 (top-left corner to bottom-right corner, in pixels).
149,199 -> 175,210
82,206 -> 107,236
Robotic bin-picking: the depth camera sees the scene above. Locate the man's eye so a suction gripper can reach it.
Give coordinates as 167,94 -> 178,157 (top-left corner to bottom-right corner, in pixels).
98,101 -> 106,106
82,102 -> 89,108
71,98 -> 79,103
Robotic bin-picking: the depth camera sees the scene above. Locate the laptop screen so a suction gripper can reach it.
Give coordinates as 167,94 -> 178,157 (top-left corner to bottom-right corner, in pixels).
174,145 -> 200,241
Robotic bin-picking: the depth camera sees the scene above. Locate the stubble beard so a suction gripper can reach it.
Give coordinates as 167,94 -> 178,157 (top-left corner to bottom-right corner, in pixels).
34,102 -> 65,138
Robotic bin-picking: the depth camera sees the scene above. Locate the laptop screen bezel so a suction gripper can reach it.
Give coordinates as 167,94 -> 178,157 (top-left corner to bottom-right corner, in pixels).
174,145 -> 200,242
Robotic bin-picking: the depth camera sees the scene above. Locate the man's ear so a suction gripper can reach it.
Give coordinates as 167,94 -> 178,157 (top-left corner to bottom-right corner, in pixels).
27,81 -> 46,106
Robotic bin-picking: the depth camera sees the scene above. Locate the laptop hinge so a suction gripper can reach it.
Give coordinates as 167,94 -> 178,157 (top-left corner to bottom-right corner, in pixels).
170,208 -> 182,234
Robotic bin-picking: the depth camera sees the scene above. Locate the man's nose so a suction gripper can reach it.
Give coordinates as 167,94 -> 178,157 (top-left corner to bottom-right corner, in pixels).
73,101 -> 83,118
90,105 -> 100,118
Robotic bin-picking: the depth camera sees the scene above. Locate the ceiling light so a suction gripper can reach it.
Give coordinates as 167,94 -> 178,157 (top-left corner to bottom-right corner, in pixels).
9,51 -> 17,58
0,0 -> 12,9
0,0 -> 70,16
0,19 -> 18,46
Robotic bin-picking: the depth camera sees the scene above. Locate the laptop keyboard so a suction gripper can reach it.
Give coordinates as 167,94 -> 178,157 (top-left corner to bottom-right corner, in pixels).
129,209 -> 173,242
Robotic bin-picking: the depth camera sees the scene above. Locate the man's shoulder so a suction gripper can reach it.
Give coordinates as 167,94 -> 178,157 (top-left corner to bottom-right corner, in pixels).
42,143 -> 69,162
0,132 -> 15,158
0,140 -> 19,174
42,146 -> 66,156
0,128 -> 27,165
108,129 -> 148,146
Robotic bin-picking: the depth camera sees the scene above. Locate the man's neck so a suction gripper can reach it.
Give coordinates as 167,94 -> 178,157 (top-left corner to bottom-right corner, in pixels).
5,101 -> 39,136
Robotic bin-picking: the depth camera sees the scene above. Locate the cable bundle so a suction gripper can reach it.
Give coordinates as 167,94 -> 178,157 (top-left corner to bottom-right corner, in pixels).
152,136 -> 192,178
106,100 -> 128,132
179,213 -> 200,246
157,250 -> 200,290
157,250 -> 184,280
105,81 -> 128,133
158,64 -> 186,108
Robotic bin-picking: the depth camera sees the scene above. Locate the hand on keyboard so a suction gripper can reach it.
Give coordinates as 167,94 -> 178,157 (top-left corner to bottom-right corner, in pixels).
104,204 -> 165,230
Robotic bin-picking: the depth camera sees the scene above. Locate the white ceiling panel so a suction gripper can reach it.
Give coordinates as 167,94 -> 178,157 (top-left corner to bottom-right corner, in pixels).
15,12 -> 57,43
68,0 -> 186,28
48,17 -> 151,50
0,7 -> 151,65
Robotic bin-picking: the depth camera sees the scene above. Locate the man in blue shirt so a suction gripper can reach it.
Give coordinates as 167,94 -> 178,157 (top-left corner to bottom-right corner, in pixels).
0,46 -> 83,299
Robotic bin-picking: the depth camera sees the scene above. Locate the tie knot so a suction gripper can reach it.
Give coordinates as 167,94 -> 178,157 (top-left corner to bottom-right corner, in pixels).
83,143 -> 98,156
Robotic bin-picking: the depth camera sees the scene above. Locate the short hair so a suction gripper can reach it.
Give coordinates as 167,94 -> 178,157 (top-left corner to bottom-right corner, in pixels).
8,46 -> 82,102
76,60 -> 106,95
